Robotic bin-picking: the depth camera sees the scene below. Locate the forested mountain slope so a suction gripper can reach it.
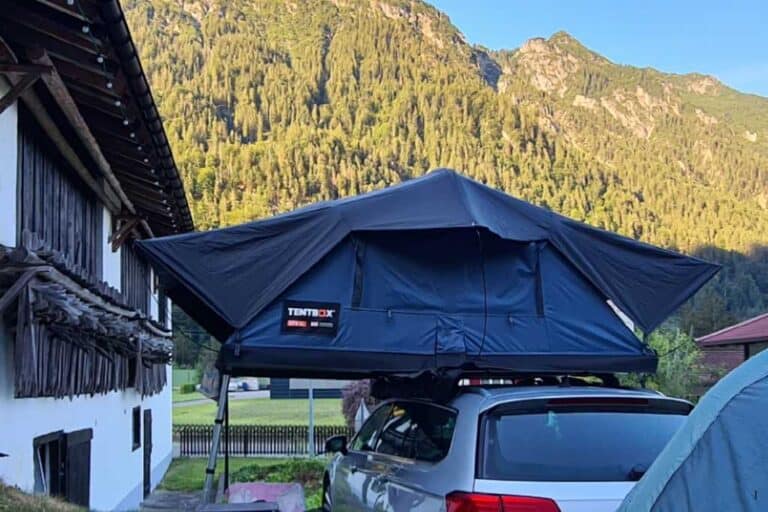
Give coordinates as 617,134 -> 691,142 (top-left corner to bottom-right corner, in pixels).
124,0 -> 768,335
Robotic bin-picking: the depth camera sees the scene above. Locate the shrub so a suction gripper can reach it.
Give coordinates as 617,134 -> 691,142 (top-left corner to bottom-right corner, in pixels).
341,380 -> 378,430
179,383 -> 196,394
230,459 -> 326,508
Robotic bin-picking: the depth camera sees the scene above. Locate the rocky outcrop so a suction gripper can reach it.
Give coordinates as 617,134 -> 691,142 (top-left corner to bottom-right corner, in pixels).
687,76 -> 721,95
514,37 -> 580,96
695,108 -> 719,126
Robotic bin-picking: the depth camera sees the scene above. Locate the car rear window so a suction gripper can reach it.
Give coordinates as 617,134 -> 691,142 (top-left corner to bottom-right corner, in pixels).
478,397 -> 690,482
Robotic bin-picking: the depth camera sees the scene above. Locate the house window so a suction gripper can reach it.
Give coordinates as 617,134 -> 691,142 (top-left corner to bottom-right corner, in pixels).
748,342 -> 768,359
158,288 -> 168,328
121,240 -> 151,315
128,357 -> 138,389
33,431 -> 64,497
132,406 -> 141,451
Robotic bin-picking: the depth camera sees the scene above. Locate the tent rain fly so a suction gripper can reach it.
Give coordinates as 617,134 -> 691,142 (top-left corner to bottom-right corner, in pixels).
137,169 -> 719,379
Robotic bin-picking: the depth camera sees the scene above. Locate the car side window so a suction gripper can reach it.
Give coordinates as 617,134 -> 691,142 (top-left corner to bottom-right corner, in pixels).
350,404 -> 392,452
374,401 -> 457,462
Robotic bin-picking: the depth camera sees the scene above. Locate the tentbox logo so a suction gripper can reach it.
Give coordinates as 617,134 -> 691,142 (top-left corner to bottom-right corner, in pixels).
282,300 -> 340,336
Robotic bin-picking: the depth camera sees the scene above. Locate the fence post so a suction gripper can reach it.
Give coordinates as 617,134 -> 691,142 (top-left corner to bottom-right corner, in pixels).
176,423 -> 356,458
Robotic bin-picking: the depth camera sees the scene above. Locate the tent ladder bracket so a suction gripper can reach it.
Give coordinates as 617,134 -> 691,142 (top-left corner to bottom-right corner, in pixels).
202,373 -> 230,504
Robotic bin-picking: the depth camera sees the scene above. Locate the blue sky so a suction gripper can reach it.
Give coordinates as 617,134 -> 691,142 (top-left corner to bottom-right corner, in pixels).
431,1 -> 768,97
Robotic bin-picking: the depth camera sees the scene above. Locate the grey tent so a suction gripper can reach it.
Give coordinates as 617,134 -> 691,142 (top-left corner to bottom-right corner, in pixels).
137,170 -> 719,378
618,349 -> 768,511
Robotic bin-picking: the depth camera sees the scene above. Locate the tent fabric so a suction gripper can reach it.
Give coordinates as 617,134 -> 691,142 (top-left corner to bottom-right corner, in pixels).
617,350 -> 768,512
137,169 -> 719,377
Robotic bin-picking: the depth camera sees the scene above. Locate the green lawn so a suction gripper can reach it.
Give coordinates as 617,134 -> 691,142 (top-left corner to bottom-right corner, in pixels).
172,390 -> 207,403
159,457 -> 284,492
173,398 -> 344,425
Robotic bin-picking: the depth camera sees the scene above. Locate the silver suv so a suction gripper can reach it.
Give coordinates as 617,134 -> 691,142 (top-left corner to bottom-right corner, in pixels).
322,383 -> 692,512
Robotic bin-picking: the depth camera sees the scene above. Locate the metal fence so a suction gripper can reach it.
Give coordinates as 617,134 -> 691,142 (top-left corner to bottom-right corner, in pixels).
174,424 -> 355,457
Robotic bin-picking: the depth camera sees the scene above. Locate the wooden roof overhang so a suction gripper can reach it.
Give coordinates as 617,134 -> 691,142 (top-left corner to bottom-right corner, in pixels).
0,0 -> 193,237
0,231 -> 172,398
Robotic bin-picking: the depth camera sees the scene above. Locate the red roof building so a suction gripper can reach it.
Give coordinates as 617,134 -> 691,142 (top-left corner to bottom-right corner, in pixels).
697,313 -> 768,377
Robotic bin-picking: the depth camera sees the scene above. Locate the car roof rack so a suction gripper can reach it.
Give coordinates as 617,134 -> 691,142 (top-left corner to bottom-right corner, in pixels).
370,371 -> 650,403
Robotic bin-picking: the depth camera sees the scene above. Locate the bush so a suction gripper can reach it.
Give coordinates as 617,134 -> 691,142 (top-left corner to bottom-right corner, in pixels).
341,380 -> 378,430
621,329 -> 709,400
179,383 -> 196,394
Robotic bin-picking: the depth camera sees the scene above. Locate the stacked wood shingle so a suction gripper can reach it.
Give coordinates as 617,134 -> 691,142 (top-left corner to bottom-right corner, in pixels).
0,230 -> 171,399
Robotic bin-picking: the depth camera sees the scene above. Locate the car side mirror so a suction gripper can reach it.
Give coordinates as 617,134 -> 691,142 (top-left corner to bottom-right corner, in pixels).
325,435 -> 348,455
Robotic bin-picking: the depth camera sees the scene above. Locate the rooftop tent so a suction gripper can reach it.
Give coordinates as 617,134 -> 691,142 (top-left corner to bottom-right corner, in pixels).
617,350 -> 768,512
136,169 -> 719,378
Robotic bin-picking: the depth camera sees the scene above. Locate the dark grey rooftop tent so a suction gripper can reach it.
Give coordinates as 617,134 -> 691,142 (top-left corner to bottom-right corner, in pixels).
138,169 -> 719,379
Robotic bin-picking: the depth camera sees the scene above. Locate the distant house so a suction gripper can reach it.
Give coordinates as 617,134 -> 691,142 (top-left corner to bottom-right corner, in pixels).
697,312 -> 768,381
0,1 -> 193,510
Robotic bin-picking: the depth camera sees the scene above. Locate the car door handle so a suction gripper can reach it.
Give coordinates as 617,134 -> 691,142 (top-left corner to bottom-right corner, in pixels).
350,465 -> 358,474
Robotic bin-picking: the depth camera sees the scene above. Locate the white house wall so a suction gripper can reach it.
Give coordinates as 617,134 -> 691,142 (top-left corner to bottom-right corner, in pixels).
0,86 -> 173,511
0,317 -> 173,511
0,79 -> 18,247
102,208 -> 121,291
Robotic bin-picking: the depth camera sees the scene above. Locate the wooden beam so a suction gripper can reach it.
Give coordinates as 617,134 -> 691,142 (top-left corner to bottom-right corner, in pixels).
100,176 -> 120,207
68,83 -> 124,117
0,72 -> 41,115
0,269 -> 39,315
0,36 -> 17,63
0,264 -> 136,318
50,54 -> 124,95
28,49 -> 138,220
0,39 -> 124,214
0,63 -> 52,75
0,5 -> 101,56
111,176 -> 167,199
109,216 -> 140,252
16,85 -> 121,212
0,17 -> 100,61
33,0 -> 99,24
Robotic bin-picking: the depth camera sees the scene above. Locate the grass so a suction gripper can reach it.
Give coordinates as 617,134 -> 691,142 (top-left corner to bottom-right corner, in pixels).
0,482 -> 82,512
159,457 -> 286,492
173,398 -> 344,425
172,390 -> 207,403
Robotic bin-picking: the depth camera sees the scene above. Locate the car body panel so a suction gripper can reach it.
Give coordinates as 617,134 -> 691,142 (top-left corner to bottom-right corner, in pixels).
474,480 -> 636,512
326,386 -> 691,512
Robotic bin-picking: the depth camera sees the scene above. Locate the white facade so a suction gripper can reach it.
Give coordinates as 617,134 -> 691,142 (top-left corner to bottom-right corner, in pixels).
0,85 -> 173,511
102,208 -> 122,292
0,79 -> 18,248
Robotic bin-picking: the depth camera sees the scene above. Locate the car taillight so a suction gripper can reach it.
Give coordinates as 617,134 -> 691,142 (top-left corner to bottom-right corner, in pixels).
446,492 -> 561,512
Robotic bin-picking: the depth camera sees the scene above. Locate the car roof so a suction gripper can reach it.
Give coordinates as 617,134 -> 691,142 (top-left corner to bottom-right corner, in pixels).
452,385 -> 691,413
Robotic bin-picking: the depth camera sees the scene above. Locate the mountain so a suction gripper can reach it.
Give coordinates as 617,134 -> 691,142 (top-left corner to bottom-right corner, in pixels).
124,0 -> 768,335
